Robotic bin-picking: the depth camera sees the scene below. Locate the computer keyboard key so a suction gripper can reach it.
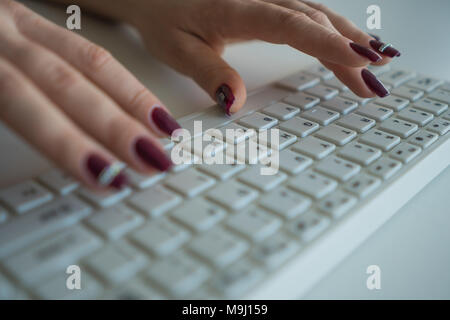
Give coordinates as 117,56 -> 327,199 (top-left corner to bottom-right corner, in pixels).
340,91 -> 373,105
413,98 -> 448,115
257,129 -> 297,150
304,65 -> 334,80
38,169 -> 79,195
128,185 -> 182,217
164,168 -> 215,198
125,169 -> 166,189
315,124 -> 357,146
171,198 -> 226,232
407,130 -> 439,149
189,227 -> 249,267
262,102 -> 300,120
259,186 -> 311,219
379,69 -> 415,87
287,210 -> 330,242
338,141 -> 382,166
360,129 -> 401,151
216,122 -> 255,145
337,113 -> 376,133
78,186 -> 132,208
279,117 -> 319,137
356,103 -> 393,121
427,89 -> 450,104
289,170 -> 338,199
237,166 -> 287,192
227,206 -> 282,242
103,278 -> 164,300
425,118 -> 450,135
283,92 -> 320,110
368,157 -> 402,180
131,219 -> 189,256
292,136 -> 336,160
252,233 -> 300,269
315,155 -> 361,182
229,138 -> 272,164
197,161 -> 245,181
391,86 -> 424,101
0,181 -> 53,214
317,190 -> 357,219
304,84 -> 339,100
375,95 -> 409,111
378,118 -> 418,138
323,77 -> 349,91
207,180 -> 259,211
277,72 -> 320,91
389,143 -> 422,163
302,106 -> 340,125
397,108 -> 434,126
278,149 -> 313,175
406,76 -> 443,92
321,97 -> 358,115
343,173 -> 381,198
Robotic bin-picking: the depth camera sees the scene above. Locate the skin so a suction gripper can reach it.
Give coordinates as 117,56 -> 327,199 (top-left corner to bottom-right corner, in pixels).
0,0 -> 393,189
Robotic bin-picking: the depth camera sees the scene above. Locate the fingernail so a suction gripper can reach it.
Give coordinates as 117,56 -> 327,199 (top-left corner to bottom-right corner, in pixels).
151,107 -> 181,136
86,154 -> 128,190
215,84 -> 235,116
369,40 -> 401,58
135,137 -> 172,171
361,69 -> 390,97
368,33 -> 381,41
349,42 -> 382,62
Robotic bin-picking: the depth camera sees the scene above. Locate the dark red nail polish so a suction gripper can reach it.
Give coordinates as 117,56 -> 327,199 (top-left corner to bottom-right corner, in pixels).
86,154 -> 128,190
135,138 -> 172,171
350,42 -> 382,62
369,40 -> 401,58
151,107 -> 181,136
361,69 -> 390,98
368,33 -> 381,41
215,84 -> 235,116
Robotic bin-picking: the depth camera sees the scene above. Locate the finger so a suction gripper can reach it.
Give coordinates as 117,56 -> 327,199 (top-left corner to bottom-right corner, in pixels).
0,57 -> 128,190
12,2 -> 181,137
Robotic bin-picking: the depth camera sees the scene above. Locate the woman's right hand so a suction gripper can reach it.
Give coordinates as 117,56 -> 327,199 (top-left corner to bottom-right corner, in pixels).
0,0 -> 180,190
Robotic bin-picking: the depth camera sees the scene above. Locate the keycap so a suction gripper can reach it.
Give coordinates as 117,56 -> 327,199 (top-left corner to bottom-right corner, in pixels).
0,196 -> 92,259
304,65 -> 334,80
85,241 -> 148,284
314,124 -> 357,146
292,136 -> 335,160
146,251 -> 210,297
391,86 -> 424,101
389,143 -> 422,163
287,210 -> 330,242
257,129 -> 297,150
237,166 -> 287,192
227,137 -> 272,164
171,198 -> 226,232
103,278 -> 164,300
78,187 -> 132,208
262,102 -> 300,120
304,84 -> 339,100
180,133 -> 227,159
283,92 -> 320,110
317,190 -> 357,219
379,69 -> 415,87
315,155 -> 361,182
277,72 -> 320,91
128,185 -> 182,217
197,161 -> 245,180
216,122 -> 255,145
407,76 -> 443,92
323,77 -> 349,91
397,108 -> 434,126
278,149 -> 313,175
375,95 -> 409,111
302,106 -> 340,125
443,110 -> 450,121
337,113 -> 376,133
427,89 -> 450,104
0,180 -> 53,214
188,227 -> 249,267
321,97 -> 358,115
407,130 -> 439,149
4,226 -> 101,286
206,180 -> 258,211
378,118 -> 418,138
38,169 -> 79,195
178,108 -> 232,139
238,112 -> 278,131
164,168 -> 215,198
227,205 -> 282,242
343,173 -> 381,198
279,116 -> 319,137
360,129 -> 401,151
413,97 -> 448,115
338,141 -> 382,166
425,118 -> 450,135
289,170 -> 337,199
252,232 -> 300,269
368,157 -> 402,179
340,91 -> 373,105
356,103 -> 393,121
85,204 -> 144,239
169,149 -> 199,172
258,186 -> 311,219
125,169 -> 166,189
131,219 -> 189,256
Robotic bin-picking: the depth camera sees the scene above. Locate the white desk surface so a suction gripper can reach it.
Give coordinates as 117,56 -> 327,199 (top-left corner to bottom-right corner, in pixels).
1,0 -> 449,298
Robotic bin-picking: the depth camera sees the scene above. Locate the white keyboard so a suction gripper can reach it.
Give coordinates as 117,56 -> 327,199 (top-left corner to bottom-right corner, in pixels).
0,64 -> 449,299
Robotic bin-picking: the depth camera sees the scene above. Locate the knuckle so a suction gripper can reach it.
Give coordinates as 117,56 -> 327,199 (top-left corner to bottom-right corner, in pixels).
128,87 -> 154,114
309,9 -> 328,24
83,43 -> 113,72
45,63 -> 79,91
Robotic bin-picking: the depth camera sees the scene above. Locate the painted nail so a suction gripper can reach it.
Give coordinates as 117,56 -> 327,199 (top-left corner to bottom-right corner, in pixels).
135,137 -> 172,171
215,84 -> 235,116
151,107 -> 181,136
369,40 -> 401,58
349,42 -> 382,62
361,69 -> 390,97
368,33 -> 381,41
86,154 -> 128,190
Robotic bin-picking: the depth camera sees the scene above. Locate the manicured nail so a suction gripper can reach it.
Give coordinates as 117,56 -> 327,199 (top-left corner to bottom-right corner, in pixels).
368,33 -> 381,41
86,154 -> 128,190
151,107 -> 181,136
361,69 -> 390,97
369,40 -> 401,58
135,137 -> 172,171
215,84 -> 235,116
349,42 -> 382,62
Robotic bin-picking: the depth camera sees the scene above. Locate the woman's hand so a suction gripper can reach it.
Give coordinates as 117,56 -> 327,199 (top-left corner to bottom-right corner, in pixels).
0,0 -> 181,190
